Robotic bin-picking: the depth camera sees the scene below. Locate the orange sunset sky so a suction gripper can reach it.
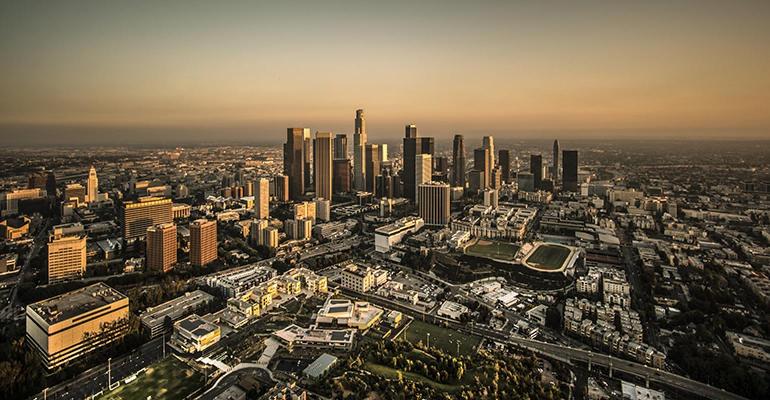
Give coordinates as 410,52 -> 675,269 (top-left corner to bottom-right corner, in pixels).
1,0 -> 769,144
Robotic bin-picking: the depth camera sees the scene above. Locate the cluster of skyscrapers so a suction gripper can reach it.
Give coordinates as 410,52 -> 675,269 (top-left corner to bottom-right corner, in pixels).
280,108 -> 579,229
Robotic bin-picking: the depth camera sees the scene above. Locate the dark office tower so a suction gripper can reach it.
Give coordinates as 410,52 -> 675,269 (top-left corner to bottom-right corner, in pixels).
28,172 -> 47,190
498,149 -> 511,183
402,125 -> 434,201
420,137 -> 435,156
313,132 -> 333,202
405,124 -> 418,139
433,157 -> 449,182
474,148 -> 491,189
303,130 -> 312,189
333,159 -> 351,193
553,139 -> 560,183
353,109 -> 367,190
451,134 -> 466,188
530,154 -> 543,190
434,157 -> 447,172
46,172 -> 57,198
284,128 -> 308,200
376,162 -> 394,198
562,150 -> 579,192
334,134 -> 348,160
365,144 -> 381,193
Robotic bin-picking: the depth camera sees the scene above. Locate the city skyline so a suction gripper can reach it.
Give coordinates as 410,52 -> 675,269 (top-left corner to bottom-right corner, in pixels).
2,0 -> 770,145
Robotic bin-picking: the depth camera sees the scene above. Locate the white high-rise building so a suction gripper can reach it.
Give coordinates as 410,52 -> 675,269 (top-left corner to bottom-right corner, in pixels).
482,136 -> 495,168
255,178 -> 270,219
87,165 -> 98,203
353,109 -> 367,191
415,154 -> 432,204
378,144 -> 388,162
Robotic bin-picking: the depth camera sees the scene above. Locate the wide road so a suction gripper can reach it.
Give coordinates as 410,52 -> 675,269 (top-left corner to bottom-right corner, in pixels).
30,336 -> 166,400
5,221 -> 49,313
339,285 -> 749,400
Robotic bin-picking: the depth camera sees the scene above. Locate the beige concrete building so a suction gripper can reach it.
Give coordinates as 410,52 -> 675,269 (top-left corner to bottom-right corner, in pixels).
262,226 -> 279,248
293,201 -> 316,223
341,263 -> 375,293
255,178 -> 270,219
26,283 -> 129,370
190,219 -> 217,267
415,153 -> 432,204
63,183 -> 86,205
1,188 -> 45,216
0,216 -> 30,240
274,174 -> 289,202
121,197 -> 173,241
47,223 -> 87,284
171,314 -> 221,353
146,223 -> 177,272
87,165 -> 98,203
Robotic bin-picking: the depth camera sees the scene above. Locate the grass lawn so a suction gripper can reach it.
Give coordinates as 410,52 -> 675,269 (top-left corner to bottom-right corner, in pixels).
364,362 -> 462,392
524,244 -> 571,270
403,319 -> 480,356
98,357 -> 203,400
465,240 -> 520,262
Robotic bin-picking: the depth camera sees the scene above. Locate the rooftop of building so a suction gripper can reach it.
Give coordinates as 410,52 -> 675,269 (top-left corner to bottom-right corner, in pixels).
123,196 -> 172,208
140,290 -> 214,327
375,216 -> 424,235
303,353 -> 338,378
342,264 -> 372,278
176,314 -> 219,337
28,282 -> 126,325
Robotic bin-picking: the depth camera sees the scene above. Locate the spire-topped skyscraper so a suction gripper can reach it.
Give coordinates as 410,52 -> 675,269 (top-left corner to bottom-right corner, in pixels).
353,109 -> 367,191
451,134 -> 465,188
86,165 -> 98,203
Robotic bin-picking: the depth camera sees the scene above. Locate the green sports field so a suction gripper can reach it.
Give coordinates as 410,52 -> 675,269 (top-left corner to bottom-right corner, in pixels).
402,319 -> 481,356
465,240 -> 520,262
523,244 -> 571,271
98,357 -> 203,400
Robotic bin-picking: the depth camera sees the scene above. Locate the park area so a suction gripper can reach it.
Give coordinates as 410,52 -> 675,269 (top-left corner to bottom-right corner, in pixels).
402,319 -> 481,356
522,243 -> 572,271
98,357 -> 203,400
464,240 -> 520,262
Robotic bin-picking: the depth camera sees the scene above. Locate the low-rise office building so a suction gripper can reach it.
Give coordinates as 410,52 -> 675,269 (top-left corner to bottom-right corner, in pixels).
26,283 -> 129,369
374,216 -> 424,253
340,263 -> 375,293
139,290 -> 215,338
272,324 -> 355,352
171,314 -> 221,353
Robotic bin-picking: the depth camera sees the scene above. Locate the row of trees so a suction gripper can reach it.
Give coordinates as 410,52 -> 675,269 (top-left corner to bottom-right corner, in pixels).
365,340 -> 467,384
318,339 -> 564,399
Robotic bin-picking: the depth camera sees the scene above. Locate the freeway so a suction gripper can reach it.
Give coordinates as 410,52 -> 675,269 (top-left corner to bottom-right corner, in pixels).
339,285 -> 749,400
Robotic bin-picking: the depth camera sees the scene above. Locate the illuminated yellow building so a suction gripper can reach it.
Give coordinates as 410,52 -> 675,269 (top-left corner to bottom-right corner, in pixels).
26,283 -> 129,370
120,197 -> 173,241
171,314 -> 221,353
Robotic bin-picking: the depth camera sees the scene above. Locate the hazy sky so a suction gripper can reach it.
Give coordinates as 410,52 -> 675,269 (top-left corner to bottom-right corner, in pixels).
1,0 -> 770,145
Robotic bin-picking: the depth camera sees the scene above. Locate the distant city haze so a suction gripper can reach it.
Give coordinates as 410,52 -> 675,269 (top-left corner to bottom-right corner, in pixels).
1,0 -> 770,145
